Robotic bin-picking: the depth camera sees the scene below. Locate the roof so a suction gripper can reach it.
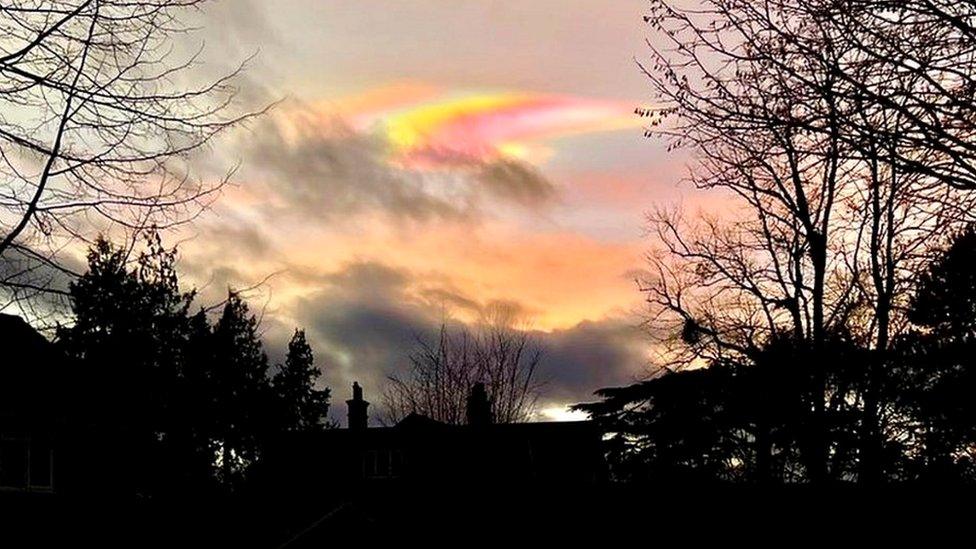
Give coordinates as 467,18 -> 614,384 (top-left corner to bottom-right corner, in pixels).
394,412 -> 447,430
0,313 -> 53,358
0,314 -> 64,418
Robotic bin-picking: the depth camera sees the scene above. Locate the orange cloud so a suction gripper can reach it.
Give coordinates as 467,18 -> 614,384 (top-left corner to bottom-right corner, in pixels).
277,217 -> 642,331
185,204 -> 644,333
187,84 -> 654,334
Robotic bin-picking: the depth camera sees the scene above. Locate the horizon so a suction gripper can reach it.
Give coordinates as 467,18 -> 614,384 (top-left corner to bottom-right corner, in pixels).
6,2 -> 976,518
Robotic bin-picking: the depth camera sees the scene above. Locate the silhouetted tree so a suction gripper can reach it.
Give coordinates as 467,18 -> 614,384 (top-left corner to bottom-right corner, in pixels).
583,223 -> 976,484
57,233 -> 326,495
175,308 -> 224,491
896,226 -> 976,481
577,366 -> 740,484
272,329 -> 331,432
577,333 -> 868,484
640,0 -> 976,483
57,233 -> 196,496
466,382 -> 493,426
384,307 -> 544,424
827,1 -> 976,191
209,292 -> 274,486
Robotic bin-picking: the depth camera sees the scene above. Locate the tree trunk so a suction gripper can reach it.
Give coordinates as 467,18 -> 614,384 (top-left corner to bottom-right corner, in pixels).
809,233 -> 828,485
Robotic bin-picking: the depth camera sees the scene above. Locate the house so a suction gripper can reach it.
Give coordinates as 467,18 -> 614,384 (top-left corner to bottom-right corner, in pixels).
259,382 -> 605,495
258,382 -> 606,543
2,315 -> 606,497
0,314 -> 62,493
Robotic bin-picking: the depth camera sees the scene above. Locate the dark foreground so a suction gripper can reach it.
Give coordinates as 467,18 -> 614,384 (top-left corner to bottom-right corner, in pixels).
2,483 -> 972,547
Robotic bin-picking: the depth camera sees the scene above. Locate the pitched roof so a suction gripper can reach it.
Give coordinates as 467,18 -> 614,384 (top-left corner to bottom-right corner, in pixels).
0,314 -> 64,417
0,313 -> 53,358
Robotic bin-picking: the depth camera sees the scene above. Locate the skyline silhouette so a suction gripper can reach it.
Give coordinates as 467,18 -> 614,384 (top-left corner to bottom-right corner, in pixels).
5,1 -> 976,544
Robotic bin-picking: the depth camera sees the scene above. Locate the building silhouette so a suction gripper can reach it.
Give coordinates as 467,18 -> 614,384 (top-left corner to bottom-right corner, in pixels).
0,314 -> 61,494
0,314 -> 607,544
259,382 -> 606,543
260,382 -> 605,493
1,315 -> 605,497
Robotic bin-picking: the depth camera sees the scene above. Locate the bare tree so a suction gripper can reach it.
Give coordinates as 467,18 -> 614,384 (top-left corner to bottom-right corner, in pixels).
830,1 -> 976,190
383,308 -> 544,425
639,0 -> 976,482
0,1 -> 264,313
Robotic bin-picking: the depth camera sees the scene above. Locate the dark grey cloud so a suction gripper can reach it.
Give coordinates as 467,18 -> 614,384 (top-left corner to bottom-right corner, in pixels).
290,261 -> 440,413
240,110 -> 556,223
246,117 -> 454,221
537,318 -> 650,404
196,222 -> 272,259
286,260 -> 647,420
321,261 -> 410,293
0,246 -> 81,295
177,259 -> 250,305
476,159 -> 555,207
417,287 -> 483,316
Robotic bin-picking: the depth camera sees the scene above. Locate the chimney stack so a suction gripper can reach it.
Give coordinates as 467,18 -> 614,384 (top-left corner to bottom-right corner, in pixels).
466,382 -> 493,426
346,382 -> 369,430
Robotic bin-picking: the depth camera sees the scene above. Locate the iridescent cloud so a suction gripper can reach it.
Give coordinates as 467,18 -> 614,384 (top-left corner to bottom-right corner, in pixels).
337,84 -> 642,168
153,0 -> 676,419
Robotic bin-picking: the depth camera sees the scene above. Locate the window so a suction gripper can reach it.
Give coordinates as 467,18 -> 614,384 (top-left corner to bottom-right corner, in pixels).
0,434 -> 54,492
362,450 -> 376,478
363,449 -> 403,479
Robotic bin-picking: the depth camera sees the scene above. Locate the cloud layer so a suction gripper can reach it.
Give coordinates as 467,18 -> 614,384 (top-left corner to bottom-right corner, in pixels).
241,106 -> 557,223
178,97 -> 657,419
164,0 -> 681,420
283,260 -> 650,419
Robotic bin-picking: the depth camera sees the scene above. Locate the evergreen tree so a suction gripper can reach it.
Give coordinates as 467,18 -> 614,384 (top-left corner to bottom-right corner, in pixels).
57,234 -> 196,496
576,333 -> 867,484
909,226 -> 976,339
272,330 -> 331,432
57,233 -> 329,494
900,226 -> 976,480
210,292 -> 274,486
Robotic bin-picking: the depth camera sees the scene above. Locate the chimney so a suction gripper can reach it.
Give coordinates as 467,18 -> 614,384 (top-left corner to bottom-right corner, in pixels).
466,382 -> 493,426
346,382 -> 369,430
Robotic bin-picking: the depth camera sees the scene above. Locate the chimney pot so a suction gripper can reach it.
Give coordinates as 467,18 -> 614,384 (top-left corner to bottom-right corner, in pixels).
466,382 -> 493,426
346,381 -> 369,430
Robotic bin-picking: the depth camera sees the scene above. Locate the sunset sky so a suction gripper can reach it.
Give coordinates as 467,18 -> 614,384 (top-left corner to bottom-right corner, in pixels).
172,0 -> 702,421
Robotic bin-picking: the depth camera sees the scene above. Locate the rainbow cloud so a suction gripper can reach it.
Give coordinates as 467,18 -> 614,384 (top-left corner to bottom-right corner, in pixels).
338,83 -> 641,168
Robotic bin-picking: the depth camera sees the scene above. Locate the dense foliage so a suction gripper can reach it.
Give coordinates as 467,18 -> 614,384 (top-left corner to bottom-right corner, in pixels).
56,233 -> 331,496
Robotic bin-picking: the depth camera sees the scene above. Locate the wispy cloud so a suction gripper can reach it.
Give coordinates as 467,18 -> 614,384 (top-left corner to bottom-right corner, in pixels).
284,260 -> 650,417
173,0 -> 669,414
345,86 -> 643,167
237,102 -> 559,223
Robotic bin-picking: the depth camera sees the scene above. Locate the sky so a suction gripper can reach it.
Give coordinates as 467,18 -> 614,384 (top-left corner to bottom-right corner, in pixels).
169,0 -> 700,422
